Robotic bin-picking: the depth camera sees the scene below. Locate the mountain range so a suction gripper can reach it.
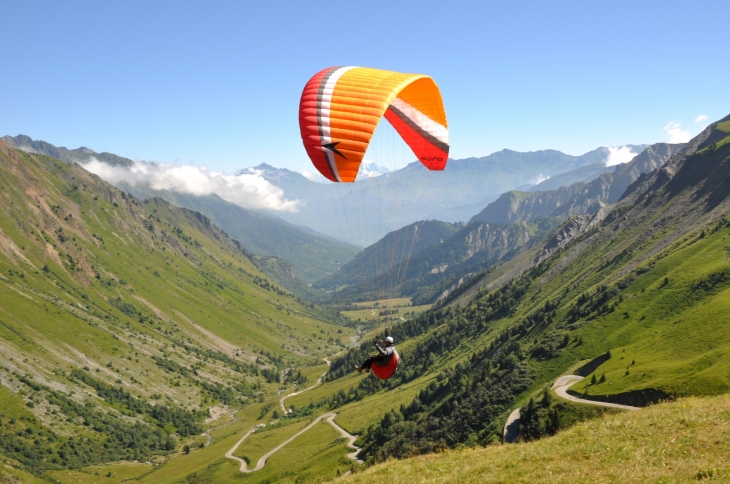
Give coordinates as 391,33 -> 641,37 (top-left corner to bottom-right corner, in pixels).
316,142 -> 680,305
253,145 -> 649,245
1,134 -> 134,167
2,135 -> 655,291
471,142 -> 684,225
1,113 -> 729,482
0,135 -> 361,285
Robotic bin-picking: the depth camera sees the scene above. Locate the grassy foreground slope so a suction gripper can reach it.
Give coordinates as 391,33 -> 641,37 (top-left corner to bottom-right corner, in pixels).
345,393 -> 730,483
0,141 -> 354,477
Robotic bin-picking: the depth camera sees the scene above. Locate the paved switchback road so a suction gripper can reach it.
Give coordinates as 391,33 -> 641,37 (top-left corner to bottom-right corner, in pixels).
552,375 -> 641,411
503,375 -> 641,442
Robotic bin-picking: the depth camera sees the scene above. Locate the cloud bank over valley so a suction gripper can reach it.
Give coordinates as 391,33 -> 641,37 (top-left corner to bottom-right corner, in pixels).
82,158 -> 299,212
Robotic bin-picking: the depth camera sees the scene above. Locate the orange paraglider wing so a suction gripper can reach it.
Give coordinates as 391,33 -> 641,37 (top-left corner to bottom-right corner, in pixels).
299,67 -> 449,182
370,350 -> 400,380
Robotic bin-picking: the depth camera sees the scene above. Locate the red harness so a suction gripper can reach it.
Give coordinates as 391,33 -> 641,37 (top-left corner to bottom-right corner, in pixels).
371,350 -> 400,380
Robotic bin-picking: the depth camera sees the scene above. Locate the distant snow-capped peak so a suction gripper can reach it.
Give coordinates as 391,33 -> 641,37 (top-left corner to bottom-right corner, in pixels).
357,160 -> 391,179
296,160 -> 391,183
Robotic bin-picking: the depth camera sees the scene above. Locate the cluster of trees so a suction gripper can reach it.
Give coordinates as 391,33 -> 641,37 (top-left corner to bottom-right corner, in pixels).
359,340 -> 532,462
689,267 -> 730,293
153,355 -> 195,377
283,369 -> 308,386
252,275 -> 288,296
69,369 -> 205,436
166,337 -> 261,377
1,373 -> 201,472
261,368 -> 280,384
518,387 -> 560,441
565,285 -> 618,324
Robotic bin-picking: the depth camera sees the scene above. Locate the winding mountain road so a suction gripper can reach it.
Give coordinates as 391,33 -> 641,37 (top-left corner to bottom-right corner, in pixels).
552,375 -> 641,411
278,356 -> 332,414
226,354 -> 362,473
503,375 -> 640,443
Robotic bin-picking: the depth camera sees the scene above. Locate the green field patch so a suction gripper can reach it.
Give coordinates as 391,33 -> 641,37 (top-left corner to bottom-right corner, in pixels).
0,384 -> 32,420
343,303 -> 432,324
0,456 -> 48,484
354,297 -> 412,308
46,461 -> 153,484
232,418 -> 311,465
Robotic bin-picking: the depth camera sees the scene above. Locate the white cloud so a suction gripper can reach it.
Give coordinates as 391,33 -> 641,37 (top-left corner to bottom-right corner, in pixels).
82,158 -> 299,212
663,121 -> 691,143
528,174 -> 550,185
695,115 -> 708,123
605,146 -> 638,167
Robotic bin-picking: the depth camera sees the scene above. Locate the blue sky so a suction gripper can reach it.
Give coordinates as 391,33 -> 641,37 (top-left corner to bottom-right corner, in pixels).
1,0 -> 728,173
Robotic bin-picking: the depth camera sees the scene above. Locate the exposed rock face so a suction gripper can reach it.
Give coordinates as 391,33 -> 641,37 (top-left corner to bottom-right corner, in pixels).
470,143 -> 685,225
461,222 -> 533,260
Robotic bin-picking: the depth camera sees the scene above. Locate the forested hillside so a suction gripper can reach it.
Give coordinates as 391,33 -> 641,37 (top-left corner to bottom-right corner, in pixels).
310,115 -> 730,463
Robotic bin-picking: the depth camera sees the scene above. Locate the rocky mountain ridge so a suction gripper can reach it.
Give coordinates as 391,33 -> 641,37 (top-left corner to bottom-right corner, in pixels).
251,145 -> 650,244
470,142 -> 684,225
1,134 -> 134,167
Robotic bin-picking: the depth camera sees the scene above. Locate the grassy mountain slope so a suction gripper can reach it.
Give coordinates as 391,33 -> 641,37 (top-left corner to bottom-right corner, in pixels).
0,141 -> 355,477
284,115 -> 730,466
315,217 -> 561,305
116,187 -> 361,284
2,135 -> 362,284
471,143 -> 684,225
314,220 -> 462,294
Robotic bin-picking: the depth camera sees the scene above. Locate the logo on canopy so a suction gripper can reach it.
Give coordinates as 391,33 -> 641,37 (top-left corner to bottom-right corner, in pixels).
322,142 -> 347,159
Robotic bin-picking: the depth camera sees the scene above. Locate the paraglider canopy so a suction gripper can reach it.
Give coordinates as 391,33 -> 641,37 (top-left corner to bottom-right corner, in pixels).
299,66 -> 449,183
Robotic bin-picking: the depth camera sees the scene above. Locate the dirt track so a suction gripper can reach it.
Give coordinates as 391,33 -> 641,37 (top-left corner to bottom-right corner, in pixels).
225,355 -> 362,473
